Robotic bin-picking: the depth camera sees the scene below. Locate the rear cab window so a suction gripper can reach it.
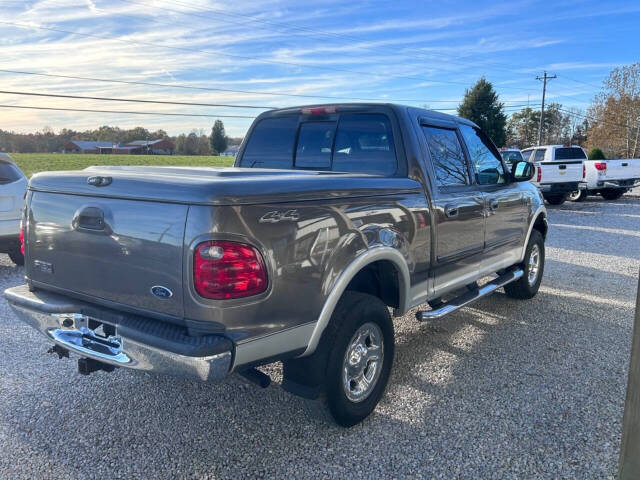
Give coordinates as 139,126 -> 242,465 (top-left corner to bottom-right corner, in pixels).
238,111 -> 398,176
554,147 -> 587,161
0,161 -> 23,184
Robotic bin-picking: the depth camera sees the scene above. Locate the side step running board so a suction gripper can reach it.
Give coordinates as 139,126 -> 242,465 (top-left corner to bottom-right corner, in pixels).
416,268 -> 524,322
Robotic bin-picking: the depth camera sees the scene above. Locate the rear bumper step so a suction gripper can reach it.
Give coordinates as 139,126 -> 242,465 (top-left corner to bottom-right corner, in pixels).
416,268 -> 524,321
5,285 -> 232,382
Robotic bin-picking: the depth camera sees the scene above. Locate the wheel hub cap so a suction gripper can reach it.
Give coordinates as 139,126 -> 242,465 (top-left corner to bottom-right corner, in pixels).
342,322 -> 384,403
528,244 -> 540,286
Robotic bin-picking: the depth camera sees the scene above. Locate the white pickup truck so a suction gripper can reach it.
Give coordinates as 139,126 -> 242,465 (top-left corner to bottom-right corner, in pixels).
569,158 -> 640,201
521,145 -> 587,206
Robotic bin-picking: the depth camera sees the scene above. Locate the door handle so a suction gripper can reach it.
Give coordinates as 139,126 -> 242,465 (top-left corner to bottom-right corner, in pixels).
444,205 -> 459,218
490,199 -> 499,211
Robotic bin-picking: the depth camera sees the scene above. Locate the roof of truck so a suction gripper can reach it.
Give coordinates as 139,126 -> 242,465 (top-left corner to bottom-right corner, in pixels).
259,103 -> 474,126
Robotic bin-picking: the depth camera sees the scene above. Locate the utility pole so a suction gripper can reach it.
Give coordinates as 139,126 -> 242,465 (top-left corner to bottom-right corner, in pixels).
536,71 -> 556,145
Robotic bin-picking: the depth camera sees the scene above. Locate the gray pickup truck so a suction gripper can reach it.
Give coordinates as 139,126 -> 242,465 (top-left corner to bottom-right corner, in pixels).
6,104 -> 547,426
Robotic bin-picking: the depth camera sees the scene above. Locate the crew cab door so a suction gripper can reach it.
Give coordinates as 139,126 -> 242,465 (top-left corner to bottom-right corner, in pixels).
420,122 -> 486,293
458,124 -> 527,255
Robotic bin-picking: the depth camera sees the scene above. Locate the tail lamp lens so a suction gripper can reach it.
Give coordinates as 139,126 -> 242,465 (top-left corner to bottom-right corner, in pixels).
583,163 -> 586,179
595,162 -> 607,171
19,220 -> 24,255
194,241 -> 267,299
536,166 -> 542,182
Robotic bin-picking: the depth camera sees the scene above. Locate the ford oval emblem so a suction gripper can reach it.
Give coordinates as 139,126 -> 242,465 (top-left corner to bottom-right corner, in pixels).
151,286 -> 173,299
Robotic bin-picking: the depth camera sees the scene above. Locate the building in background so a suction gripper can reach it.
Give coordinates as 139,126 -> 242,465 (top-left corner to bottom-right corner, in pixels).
63,139 -> 174,155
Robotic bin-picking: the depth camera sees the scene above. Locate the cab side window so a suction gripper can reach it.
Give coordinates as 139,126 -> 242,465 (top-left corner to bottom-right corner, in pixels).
534,149 -> 546,163
459,124 -> 506,185
422,126 -> 470,187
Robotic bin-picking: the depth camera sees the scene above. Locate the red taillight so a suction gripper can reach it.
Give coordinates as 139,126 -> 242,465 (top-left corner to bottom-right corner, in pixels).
300,106 -> 337,115
19,220 -> 24,255
194,241 -> 267,299
594,162 -> 607,171
583,163 -> 586,179
536,166 -> 542,182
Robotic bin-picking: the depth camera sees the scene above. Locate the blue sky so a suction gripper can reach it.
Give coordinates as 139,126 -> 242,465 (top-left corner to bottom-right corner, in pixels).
0,0 -> 638,136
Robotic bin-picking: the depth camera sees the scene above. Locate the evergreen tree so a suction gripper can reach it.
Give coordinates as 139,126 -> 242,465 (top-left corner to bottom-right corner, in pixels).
210,120 -> 228,155
457,78 -> 507,147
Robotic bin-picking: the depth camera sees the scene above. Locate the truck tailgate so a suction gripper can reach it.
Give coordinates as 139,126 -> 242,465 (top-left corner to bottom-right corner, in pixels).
538,161 -> 583,183
26,191 -> 187,318
605,159 -> 640,181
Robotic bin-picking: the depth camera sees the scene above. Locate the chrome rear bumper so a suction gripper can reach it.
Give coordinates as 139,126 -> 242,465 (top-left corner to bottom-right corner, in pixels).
5,285 -> 232,382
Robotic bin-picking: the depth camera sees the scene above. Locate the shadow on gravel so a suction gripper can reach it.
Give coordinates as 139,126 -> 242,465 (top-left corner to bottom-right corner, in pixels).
1,284 -> 632,478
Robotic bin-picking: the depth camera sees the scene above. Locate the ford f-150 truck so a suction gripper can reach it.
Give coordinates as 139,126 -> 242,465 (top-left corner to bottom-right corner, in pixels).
5,104 -> 548,426
569,158 -> 640,201
521,145 -> 586,205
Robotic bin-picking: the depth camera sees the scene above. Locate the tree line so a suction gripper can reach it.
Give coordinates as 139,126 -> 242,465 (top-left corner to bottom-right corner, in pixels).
456,62 -> 639,158
0,119 -> 241,155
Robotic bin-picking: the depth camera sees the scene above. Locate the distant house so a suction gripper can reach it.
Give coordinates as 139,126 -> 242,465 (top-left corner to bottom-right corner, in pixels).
123,139 -> 174,155
64,140 -> 116,154
221,145 -> 240,157
64,138 -> 175,155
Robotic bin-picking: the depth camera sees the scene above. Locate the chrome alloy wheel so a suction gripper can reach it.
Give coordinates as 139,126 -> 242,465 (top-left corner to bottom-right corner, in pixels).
527,243 -> 541,286
342,322 -> 384,403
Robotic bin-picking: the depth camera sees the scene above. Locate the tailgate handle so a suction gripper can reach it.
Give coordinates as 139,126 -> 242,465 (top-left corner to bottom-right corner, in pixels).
558,165 -> 567,170
623,162 -> 629,167
73,206 -> 110,233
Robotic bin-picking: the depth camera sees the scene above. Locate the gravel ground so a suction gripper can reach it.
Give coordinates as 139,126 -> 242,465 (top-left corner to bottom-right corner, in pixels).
1,194 -> 638,479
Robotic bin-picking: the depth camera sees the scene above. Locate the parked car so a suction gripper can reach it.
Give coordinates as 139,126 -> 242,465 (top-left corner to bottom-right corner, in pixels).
499,147 -> 524,166
569,158 -> 640,201
0,153 -> 27,265
5,104 -> 547,427
521,145 -> 587,205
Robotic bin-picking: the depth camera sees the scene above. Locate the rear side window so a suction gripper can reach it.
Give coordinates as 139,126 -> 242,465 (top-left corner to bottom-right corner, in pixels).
521,150 -> 533,161
241,116 -> 297,169
555,147 -> 586,160
0,162 -> 23,184
239,112 -> 397,175
459,124 -> 506,185
534,149 -> 546,162
332,114 -> 396,175
422,126 -> 469,187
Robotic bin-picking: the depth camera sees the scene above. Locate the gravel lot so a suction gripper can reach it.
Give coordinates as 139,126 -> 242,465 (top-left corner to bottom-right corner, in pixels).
1,193 -> 638,479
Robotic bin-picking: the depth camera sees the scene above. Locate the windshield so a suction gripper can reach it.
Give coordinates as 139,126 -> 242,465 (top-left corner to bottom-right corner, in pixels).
501,151 -> 524,164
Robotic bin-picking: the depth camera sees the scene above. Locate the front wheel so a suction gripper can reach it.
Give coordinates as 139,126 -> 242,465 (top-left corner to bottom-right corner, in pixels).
600,189 -> 624,200
504,230 -> 545,300
324,292 -> 394,427
544,193 -> 567,205
568,190 -> 587,202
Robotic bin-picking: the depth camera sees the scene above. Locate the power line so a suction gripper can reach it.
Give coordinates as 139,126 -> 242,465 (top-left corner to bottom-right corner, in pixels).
0,104 -> 256,118
0,89 -> 271,109
536,71 -> 556,145
0,69 -> 538,107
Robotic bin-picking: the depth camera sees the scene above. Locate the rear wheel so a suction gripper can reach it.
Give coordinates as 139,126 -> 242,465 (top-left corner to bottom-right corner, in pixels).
568,190 -> 587,202
8,246 -> 24,266
544,193 -> 567,205
504,230 -> 544,300
323,292 -> 394,427
600,189 -> 624,200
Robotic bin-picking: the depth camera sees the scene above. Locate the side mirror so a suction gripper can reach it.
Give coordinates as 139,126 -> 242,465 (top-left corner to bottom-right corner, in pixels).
511,161 -> 535,182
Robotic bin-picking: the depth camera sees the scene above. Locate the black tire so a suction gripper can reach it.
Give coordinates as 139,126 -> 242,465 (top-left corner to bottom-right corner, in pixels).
323,291 -> 394,427
568,190 -> 587,202
600,189 -> 624,200
544,193 -> 567,205
8,247 -> 24,266
504,230 -> 544,300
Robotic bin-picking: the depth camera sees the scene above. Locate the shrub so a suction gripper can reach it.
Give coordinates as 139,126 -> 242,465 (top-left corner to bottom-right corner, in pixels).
588,148 -> 606,160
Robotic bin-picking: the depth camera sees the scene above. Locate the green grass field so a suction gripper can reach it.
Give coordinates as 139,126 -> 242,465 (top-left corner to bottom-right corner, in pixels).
10,153 -> 235,177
